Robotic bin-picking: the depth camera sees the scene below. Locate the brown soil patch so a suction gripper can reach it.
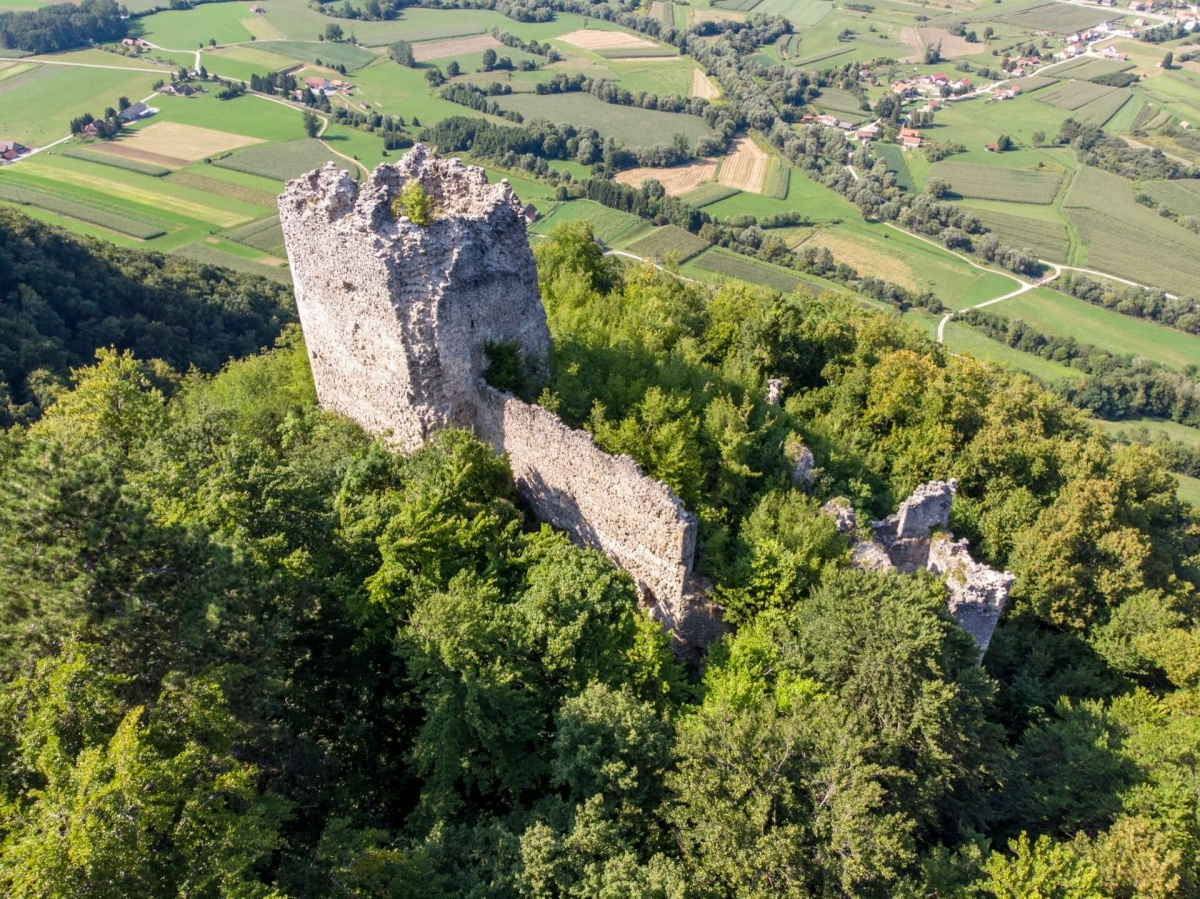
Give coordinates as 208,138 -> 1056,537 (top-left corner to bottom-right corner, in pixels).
557,29 -> 661,52
689,68 -> 719,99
412,34 -> 503,62
614,158 -> 718,195
899,26 -> 924,63
91,122 -> 262,169
258,255 -> 286,266
794,229 -> 920,291
718,137 -> 768,193
919,28 -> 976,59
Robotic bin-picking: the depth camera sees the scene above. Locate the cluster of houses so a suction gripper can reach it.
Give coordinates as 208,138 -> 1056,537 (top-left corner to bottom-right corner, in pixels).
0,140 -> 29,163
891,72 -> 971,99
120,37 -> 149,49
81,103 -> 156,137
992,85 -> 1023,100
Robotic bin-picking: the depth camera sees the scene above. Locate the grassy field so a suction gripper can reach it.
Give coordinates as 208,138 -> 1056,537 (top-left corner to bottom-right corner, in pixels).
967,204 -> 1071,260
0,180 -> 168,239
529,199 -> 651,246
1044,57 -> 1134,81
61,147 -> 171,177
996,2 -> 1117,33
173,241 -> 291,283
873,142 -> 914,192
1141,179 -> 1200,218
228,215 -> 287,255
0,63 -> 160,146
928,161 -> 1061,204
686,247 -> 824,296
625,225 -> 710,262
993,286 -> 1200,371
495,93 -> 714,149
704,168 -> 858,222
932,317 -> 1082,383
252,41 -> 379,71
678,182 -> 739,207
1063,166 -> 1200,298
606,58 -> 696,97
134,4 -> 256,47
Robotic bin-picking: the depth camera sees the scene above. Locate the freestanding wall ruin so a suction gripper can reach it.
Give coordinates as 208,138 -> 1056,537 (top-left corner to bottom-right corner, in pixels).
279,148 -> 712,641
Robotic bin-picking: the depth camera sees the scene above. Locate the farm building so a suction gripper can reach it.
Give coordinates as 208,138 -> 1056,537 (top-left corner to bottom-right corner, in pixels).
856,123 -> 880,140
522,203 -> 538,224
900,127 -> 922,150
121,38 -> 147,48
985,142 -> 1000,153
162,83 -> 197,97
249,4 -> 265,12
0,140 -> 28,161
118,103 -> 154,123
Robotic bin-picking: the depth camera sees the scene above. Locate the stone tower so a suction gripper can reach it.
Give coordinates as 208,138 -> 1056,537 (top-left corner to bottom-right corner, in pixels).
278,145 -> 551,452
279,148 -> 720,648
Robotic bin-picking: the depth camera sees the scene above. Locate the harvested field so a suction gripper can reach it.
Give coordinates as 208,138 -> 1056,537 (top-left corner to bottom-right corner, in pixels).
650,0 -> 675,25
615,158 -> 718,195
918,28 -> 976,59
693,7 -> 745,22
89,122 -> 262,169
557,29 -> 661,53
899,26 -> 923,64
796,229 -> 920,290
241,15 -> 285,41
412,35 -> 502,62
689,68 -> 719,99
929,162 -> 1062,204
718,137 -> 769,193
626,225 -> 710,262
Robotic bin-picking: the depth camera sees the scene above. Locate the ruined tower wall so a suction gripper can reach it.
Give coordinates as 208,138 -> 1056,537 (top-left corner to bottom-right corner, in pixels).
279,150 -> 701,616
279,153 -> 551,452
475,385 -> 697,607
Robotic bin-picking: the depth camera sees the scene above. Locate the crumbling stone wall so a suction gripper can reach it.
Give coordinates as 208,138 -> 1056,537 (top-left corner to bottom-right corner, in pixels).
278,149 -> 550,452
279,148 -> 711,642
823,482 -> 1014,653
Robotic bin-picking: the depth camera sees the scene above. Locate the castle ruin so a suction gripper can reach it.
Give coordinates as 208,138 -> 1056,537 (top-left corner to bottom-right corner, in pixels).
279,146 -> 1009,655
278,148 -> 720,646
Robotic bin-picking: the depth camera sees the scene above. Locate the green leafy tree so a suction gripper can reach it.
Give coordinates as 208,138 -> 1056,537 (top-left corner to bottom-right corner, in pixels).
302,110 -> 320,138
390,38 -> 415,66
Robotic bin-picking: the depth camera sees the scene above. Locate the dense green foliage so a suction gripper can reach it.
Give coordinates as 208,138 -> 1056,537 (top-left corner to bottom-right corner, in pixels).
0,208 -> 294,425
0,0 -> 124,54
0,220 -> 1197,897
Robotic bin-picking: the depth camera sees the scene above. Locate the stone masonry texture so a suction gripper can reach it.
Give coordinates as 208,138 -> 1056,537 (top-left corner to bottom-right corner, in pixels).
279,147 -> 710,642
823,481 -> 1013,654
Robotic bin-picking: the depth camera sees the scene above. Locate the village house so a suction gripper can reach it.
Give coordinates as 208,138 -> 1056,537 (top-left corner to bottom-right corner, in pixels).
892,80 -> 918,98
984,142 -> 1000,153
521,203 -> 538,225
249,4 -> 266,12
0,140 -> 28,162
121,37 -> 147,48
1101,45 -> 1128,60
161,82 -> 197,97
117,102 -> 154,123
305,76 -> 335,95
900,127 -> 922,150
856,123 -> 880,141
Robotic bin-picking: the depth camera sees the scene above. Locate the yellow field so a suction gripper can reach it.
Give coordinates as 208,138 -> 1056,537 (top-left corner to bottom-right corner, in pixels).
0,60 -> 36,83
412,35 -> 503,62
240,16 -> 286,41
16,160 -> 256,227
793,229 -> 921,291
717,137 -> 768,193
689,68 -> 719,99
88,121 -> 262,169
615,158 -> 718,195
693,8 -> 745,23
557,29 -> 661,52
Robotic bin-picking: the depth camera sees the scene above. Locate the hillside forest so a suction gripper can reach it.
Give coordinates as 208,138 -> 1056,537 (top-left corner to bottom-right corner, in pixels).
0,209 -> 1198,897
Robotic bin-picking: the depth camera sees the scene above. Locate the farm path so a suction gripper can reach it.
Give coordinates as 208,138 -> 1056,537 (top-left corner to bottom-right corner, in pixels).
936,280 -> 1039,342
141,41 -> 203,72
25,59 -> 166,73
1040,261 -> 1179,299
845,165 -> 860,181
606,249 -> 700,283
239,92 -> 371,176
883,221 -> 1028,284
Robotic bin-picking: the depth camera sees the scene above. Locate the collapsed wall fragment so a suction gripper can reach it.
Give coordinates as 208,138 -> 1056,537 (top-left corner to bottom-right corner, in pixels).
278,148 -> 718,646
822,480 -> 1014,654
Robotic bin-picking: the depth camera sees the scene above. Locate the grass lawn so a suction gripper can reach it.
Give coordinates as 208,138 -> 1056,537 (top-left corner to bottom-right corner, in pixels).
704,168 -> 857,222
923,316 -> 1083,384
251,41 -> 380,71
134,4 -> 256,48
1176,473 -> 1200,507
345,58 -> 492,128
1094,416 -> 1200,446
137,92 -> 314,144
607,58 -> 696,96
993,287 -> 1200,372
0,64 -> 160,146
213,138 -> 356,182
495,92 -> 715,149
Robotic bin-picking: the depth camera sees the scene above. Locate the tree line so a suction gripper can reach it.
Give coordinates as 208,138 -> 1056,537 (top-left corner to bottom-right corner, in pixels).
0,0 -> 124,54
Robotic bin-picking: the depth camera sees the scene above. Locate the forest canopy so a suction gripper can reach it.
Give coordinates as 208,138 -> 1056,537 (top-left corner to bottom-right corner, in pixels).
0,214 -> 1196,898
0,0 -> 125,54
